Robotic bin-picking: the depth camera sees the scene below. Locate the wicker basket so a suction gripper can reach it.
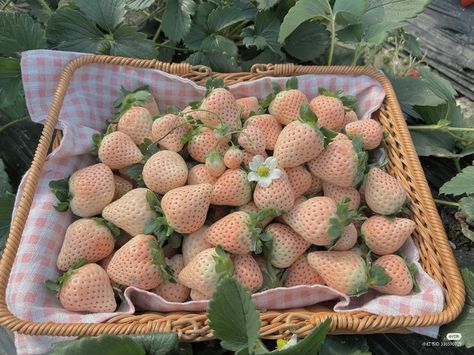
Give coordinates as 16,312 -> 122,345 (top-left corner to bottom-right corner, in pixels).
0,55 -> 465,340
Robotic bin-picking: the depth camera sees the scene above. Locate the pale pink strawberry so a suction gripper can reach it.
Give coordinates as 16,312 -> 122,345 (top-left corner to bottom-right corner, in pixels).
113,175 -> 133,201
154,255 -> 190,302
211,169 -> 251,206
182,226 -> 212,265
187,127 -> 229,163
190,289 -> 208,300
223,146 -> 244,169
323,182 -> 360,210
61,163 -> 115,217
284,196 -> 337,246
161,184 -> 213,234
117,106 -> 153,145
238,126 -> 266,154
371,255 -> 414,295
273,120 -> 324,168
269,90 -> 308,125
286,166 -> 312,198
232,254 -> 263,292
284,254 -> 325,287
204,211 -> 258,254
187,164 -> 217,185
345,118 -> 383,150
254,170 -> 295,211
143,151 -> 188,194
178,247 -> 233,297
343,110 -> 358,127
279,195 -> 307,225
305,174 -> 323,196
107,234 -> 169,289
246,114 -> 282,150
361,216 -> 416,255
152,114 -> 191,152
98,132 -> 143,169
102,188 -> 157,236
238,201 -> 273,227
55,263 -> 116,313
309,95 -> 345,130
236,96 -> 259,120
308,135 -> 366,187
364,168 -> 406,215
307,251 -> 368,295
205,151 -> 226,177
331,223 -> 358,251
199,88 -> 241,130
265,223 -> 310,268
57,218 -> 115,271
242,150 -> 268,169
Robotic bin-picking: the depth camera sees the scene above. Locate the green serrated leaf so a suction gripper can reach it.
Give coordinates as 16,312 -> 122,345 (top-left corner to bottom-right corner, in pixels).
333,0 -> 368,25
241,11 -> 284,58
125,0 -> 155,11
256,0 -> 280,11
459,196 -> 474,226
418,67 -> 456,102
207,1 -> 256,33
440,165 -> 474,197
389,76 -> 446,107
0,57 -> 22,109
207,277 -> 260,353
162,0 -> 196,43
75,0 -> 125,33
283,20 -> 330,61
109,25 -> 158,58
0,12 -> 47,57
51,334 -> 146,355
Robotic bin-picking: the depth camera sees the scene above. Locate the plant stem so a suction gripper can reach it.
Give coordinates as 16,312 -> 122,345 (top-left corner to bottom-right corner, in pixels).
138,5 -> 164,27
152,23 -> 162,42
0,117 -> 28,134
433,198 -> 459,207
155,42 -> 188,52
36,0 -> 53,15
327,15 -> 336,66
453,158 -> 462,173
407,125 -> 474,132
352,45 -> 363,66
0,0 -> 13,11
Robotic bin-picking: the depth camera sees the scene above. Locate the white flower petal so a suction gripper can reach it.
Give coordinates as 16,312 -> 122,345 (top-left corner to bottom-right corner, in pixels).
247,171 -> 259,182
249,155 -> 264,171
269,168 -> 282,180
258,176 -> 273,188
265,156 -> 278,170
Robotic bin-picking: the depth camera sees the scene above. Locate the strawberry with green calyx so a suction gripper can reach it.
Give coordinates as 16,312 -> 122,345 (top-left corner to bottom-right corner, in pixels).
345,118 -> 383,150
330,223 -> 358,251
326,197 -> 365,248
49,163 -> 115,217
323,182 -> 361,210
152,113 -> 192,152
364,167 -> 408,216
236,96 -> 260,120
117,106 -> 153,145
237,125 -> 266,155
273,104 -> 325,168
238,201 -> 274,228
369,254 -> 418,295
205,150 -> 226,178
107,234 -> 173,290
178,246 -> 234,298
187,127 -> 229,163
223,146 -> 244,169
307,251 -> 370,296
113,85 -> 159,117
308,134 -> 368,188
264,77 -> 308,126
204,209 -> 281,255
232,254 -> 264,293
309,88 -> 356,131
198,79 -> 241,130
46,260 -> 117,313
57,218 -> 120,271
265,223 -> 310,268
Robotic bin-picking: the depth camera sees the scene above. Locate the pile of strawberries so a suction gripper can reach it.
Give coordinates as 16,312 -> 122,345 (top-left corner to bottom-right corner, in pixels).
47,78 -> 419,313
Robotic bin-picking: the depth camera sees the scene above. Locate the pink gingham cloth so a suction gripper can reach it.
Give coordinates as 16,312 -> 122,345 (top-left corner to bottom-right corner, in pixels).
6,50 -> 444,354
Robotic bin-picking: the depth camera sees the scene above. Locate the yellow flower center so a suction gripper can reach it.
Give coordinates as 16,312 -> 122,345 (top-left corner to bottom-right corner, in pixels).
257,165 -> 270,177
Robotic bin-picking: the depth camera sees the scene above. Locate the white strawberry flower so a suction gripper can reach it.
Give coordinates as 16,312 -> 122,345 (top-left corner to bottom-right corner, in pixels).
247,155 -> 282,188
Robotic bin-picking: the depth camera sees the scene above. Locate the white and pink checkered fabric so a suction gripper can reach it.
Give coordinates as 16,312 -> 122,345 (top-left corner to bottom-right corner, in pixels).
6,50 -> 444,354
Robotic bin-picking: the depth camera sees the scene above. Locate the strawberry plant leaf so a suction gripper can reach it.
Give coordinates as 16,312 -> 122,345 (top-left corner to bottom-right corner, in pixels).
241,11 -> 284,58
283,20 -> 329,62
352,135 -> 368,187
389,76 -> 445,107
440,165 -> 474,197
113,86 -> 153,116
333,0 -> 368,25
0,58 -> 22,109
274,319 -> 331,354
207,276 -> 260,353
108,25 -> 158,58
207,1 -> 256,33
51,334 -> 146,355
125,0 -> 155,11
417,67 -> 456,101
124,333 -> 179,355
162,0 -> 196,43
459,196 -> 474,229
74,0 -> 126,33
0,12 -> 47,57
256,0 -> 281,11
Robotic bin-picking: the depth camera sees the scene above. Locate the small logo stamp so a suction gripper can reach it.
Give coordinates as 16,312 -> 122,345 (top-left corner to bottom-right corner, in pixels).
446,333 -> 462,341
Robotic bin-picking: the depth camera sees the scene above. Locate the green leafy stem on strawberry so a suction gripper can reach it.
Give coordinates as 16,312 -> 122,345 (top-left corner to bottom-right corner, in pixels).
48,177 -> 72,212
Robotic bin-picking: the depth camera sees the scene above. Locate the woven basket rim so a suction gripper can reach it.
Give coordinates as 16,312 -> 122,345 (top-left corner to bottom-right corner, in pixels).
0,54 -> 465,339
